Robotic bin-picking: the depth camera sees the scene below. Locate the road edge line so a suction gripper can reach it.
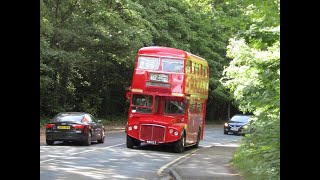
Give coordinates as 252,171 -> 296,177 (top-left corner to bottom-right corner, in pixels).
157,148 -> 199,177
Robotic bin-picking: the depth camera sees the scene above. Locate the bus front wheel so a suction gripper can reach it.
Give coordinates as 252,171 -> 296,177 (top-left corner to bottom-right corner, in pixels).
173,132 -> 185,153
126,135 -> 140,148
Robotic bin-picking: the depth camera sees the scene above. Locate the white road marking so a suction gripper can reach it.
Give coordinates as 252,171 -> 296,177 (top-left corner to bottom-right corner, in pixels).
40,143 -> 125,163
215,144 -> 240,147
157,149 -> 199,176
69,143 -> 125,155
40,159 -> 55,163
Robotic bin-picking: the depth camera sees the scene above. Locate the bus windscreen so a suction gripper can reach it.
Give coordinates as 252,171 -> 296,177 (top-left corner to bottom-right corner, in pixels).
137,56 -> 160,70
162,59 -> 184,72
131,94 -> 153,114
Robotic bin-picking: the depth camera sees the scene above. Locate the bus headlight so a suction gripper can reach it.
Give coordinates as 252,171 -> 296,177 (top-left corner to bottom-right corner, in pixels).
133,125 -> 138,130
174,131 -> 179,136
169,129 -> 173,134
128,126 -> 132,131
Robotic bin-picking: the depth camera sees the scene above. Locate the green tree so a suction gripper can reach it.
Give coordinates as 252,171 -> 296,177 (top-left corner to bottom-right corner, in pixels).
40,0 -> 153,117
220,0 -> 280,179
40,0 -> 252,124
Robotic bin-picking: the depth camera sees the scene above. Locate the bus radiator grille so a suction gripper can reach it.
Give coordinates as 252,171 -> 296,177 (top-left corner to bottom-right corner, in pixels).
140,124 -> 165,142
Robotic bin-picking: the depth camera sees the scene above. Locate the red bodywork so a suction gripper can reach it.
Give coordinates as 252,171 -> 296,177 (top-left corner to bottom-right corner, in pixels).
126,46 -> 209,146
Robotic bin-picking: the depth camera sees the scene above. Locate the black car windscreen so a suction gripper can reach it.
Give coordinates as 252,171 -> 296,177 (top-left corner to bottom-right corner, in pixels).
230,116 -> 250,123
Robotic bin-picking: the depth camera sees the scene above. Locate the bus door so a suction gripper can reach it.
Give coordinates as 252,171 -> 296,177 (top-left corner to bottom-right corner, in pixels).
195,103 -> 204,137
187,102 -> 198,144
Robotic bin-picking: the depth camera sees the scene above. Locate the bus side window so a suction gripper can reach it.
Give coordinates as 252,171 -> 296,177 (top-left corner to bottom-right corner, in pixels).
196,64 -> 199,76
197,103 -> 202,114
194,63 -> 199,75
189,103 -> 195,113
206,67 -> 209,78
192,62 -> 196,74
186,60 -> 191,73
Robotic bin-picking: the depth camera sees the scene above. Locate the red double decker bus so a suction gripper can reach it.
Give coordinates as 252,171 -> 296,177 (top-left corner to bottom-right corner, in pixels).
125,46 -> 209,153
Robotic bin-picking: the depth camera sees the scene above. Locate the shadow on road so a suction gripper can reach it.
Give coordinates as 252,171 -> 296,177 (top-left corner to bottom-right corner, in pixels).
46,141 -> 102,146
131,143 -> 199,154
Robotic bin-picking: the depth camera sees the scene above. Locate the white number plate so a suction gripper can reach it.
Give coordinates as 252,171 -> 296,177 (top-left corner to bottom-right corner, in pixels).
146,141 -> 157,144
231,127 -> 239,131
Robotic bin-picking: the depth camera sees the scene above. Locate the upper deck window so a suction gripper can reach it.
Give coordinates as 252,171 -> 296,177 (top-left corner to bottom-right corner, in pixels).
186,60 -> 191,73
202,66 -> 206,77
162,59 -> 184,73
137,56 -> 160,70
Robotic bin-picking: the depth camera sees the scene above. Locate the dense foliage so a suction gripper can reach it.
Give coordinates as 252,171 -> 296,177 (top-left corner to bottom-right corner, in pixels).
40,0 -> 241,120
221,0 -> 280,179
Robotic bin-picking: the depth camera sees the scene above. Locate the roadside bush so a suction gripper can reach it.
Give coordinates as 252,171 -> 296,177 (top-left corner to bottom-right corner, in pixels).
40,117 -> 50,128
232,112 -> 280,180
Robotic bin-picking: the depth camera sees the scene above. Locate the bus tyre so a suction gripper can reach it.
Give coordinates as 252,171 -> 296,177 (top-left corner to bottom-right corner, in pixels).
173,132 -> 185,153
126,135 -> 134,148
194,129 -> 201,148
134,139 -> 141,147
46,140 -> 54,145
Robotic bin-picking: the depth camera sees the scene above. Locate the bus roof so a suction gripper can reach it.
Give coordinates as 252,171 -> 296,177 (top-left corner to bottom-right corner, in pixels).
138,46 -> 207,63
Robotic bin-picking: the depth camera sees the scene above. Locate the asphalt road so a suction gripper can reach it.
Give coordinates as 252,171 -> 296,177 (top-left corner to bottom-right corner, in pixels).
40,125 -> 242,180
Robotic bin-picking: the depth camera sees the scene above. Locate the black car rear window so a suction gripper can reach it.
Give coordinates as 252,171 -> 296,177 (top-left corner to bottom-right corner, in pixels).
52,115 -> 84,122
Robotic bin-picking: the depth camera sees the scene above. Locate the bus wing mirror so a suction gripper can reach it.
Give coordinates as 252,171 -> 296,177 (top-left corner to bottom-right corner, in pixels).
125,87 -> 132,99
126,92 -> 131,99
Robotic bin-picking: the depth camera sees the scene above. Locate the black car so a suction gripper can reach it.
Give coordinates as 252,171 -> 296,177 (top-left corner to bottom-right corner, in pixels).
224,114 -> 252,135
45,112 -> 105,146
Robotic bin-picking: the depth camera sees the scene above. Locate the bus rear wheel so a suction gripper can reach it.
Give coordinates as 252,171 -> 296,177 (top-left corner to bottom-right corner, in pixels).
194,129 -> 201,148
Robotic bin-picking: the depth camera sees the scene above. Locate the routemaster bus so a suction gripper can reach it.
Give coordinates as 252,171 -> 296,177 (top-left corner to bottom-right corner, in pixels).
125,46 -> 209,153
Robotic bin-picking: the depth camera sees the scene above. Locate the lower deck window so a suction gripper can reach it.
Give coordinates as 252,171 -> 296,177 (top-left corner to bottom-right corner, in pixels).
131,94 -> 153,114
164,100 -> 186,114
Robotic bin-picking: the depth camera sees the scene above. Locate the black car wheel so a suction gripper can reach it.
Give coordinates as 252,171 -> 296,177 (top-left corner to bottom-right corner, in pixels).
224,130 -> 228,134
83,132 -> 92,146
46,140 -> 54,145
98,130 -> 105,143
